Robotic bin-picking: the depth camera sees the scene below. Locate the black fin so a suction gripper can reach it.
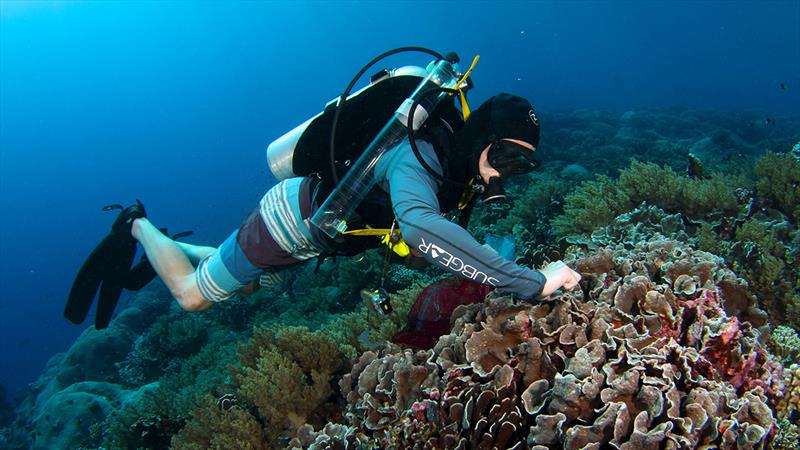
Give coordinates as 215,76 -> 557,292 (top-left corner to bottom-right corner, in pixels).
65,204 -> 141,327
93,235 -> 137,329
64,234 -> 116,324
95,280 -> 124,329
124,256 -> 156,291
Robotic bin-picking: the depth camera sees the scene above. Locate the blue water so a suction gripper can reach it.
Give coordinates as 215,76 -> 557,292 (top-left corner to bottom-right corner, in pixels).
0,0 -> 797,401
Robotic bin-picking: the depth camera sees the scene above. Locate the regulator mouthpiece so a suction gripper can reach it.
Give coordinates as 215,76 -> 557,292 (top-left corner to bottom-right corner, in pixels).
482,177 -> 506,204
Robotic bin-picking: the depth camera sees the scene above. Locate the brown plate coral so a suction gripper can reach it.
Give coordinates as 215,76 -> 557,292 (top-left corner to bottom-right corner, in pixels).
291,236 -> 783,450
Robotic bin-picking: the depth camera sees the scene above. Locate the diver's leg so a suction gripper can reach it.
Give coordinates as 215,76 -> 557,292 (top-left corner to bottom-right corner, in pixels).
175,242 -> 217,266
131,218 -> 211,311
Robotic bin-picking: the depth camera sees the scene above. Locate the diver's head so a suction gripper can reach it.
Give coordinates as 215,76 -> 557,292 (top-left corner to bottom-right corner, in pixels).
455,93 -> 541,202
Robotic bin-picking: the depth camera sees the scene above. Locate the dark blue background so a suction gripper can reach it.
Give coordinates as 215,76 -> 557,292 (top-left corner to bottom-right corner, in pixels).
1,0 -> 798,398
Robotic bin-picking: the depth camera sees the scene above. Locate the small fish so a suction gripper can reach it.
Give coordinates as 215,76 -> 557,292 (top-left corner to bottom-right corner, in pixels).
780,82 -> 786,90
765,118 -> 775,126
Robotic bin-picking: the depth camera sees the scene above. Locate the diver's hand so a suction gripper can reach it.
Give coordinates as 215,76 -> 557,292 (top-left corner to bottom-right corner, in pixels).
538,260 -> 581,299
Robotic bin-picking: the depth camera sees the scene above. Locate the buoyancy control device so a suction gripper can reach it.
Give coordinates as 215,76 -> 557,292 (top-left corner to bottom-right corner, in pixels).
264,47 -> 479,236
263,48 -> 480,318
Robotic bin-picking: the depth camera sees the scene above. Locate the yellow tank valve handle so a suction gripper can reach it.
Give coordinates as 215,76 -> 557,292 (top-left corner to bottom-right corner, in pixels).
456,55 -> 480,120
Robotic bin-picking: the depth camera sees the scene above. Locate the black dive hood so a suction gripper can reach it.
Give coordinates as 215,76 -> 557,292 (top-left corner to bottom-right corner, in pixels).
452,93 -> 542,203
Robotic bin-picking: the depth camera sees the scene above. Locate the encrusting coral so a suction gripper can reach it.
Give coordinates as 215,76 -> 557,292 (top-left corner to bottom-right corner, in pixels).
291,232 -> 782,450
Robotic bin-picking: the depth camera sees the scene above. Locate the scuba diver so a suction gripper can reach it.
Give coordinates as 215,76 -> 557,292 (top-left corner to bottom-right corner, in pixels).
64,51 -> 580,328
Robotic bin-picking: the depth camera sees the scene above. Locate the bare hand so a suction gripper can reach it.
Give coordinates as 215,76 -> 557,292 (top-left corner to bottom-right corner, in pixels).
539,260 -> 582,298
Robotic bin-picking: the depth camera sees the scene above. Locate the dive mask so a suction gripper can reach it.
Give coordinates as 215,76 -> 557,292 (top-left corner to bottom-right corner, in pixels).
487,139 -> 540,177
482,140 -> 540,204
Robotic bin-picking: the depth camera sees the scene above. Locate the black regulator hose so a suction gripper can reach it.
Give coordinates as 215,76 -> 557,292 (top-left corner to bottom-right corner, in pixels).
328,47 -> 446,185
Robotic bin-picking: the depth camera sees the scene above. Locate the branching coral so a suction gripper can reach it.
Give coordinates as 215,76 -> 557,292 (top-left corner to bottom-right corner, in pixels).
99,338 -> 238,448
730,218 -> 796,326
117,314 -> 209,386
495,173 -> 571,236
320,284 -> 426,359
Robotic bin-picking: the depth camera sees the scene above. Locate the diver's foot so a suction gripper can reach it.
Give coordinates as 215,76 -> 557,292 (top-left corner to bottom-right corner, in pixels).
110,200 -> 147,234
130,217 -> 148,240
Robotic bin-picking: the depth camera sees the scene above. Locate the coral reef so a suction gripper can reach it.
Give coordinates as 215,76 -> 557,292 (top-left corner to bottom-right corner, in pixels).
293,231 -> 781,449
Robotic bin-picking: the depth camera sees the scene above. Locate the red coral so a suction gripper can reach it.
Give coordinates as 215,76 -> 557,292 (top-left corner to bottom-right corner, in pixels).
411,401 -> 426,422
719,317 -> 741,345
655,318 -> 679,339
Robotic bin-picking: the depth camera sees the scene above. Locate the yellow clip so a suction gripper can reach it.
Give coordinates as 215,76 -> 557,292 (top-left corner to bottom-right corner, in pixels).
343,226 -> 411,258
342,228 -> 391,237
381,229 -> 411,258
457,177 -> 478,210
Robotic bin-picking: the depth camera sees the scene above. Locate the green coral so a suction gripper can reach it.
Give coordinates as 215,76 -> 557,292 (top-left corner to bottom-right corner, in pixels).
235,326 -> 344,431
731,219 -> 792,321
553,160 -> 742,237
171,326 -> 347,449
771,417 -> 800,450
696,222 -> 730,256
99,338 -> 239,448
172,396 -> 268,450
755,152 -> 800,224
553,174 -> 632,236
619,161 -> 741,219
770,326 -> 800,366
118,313 -> 209,386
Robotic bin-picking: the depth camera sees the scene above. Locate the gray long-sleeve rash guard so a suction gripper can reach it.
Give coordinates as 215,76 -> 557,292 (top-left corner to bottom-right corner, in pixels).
373,139 -> 546,300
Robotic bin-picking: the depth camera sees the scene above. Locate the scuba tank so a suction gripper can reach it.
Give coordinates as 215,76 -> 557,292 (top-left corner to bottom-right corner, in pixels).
265,65 -> 430,180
